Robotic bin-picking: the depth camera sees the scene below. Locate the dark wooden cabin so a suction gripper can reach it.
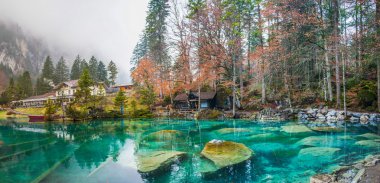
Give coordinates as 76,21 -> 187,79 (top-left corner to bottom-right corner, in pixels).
173,92 -> 216,110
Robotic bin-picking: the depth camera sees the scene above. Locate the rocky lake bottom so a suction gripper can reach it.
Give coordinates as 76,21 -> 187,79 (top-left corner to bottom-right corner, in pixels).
0,118 -> 379,183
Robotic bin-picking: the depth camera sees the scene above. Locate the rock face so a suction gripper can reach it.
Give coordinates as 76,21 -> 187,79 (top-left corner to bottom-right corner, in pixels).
136,151 -> 186,173
200,140 -> 253,170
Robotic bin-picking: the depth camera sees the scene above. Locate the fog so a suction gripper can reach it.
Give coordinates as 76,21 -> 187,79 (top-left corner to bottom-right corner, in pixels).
0,0 -> 149,83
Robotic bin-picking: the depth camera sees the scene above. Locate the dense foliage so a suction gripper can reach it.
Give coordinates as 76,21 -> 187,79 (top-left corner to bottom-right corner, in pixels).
131,0 -> 380,112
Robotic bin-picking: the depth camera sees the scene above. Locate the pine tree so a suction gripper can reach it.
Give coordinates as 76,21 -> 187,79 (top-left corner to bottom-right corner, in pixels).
42,56 -> 55,81
131,34 -> 148,68
16,71 -> 33,98
107,61 -> 118,86
97,61 -> 108,84
75,68 -> 94,106
54,57 -> 70,84
80,59 -> 89,74
114,90 -> 127,113
88,56 -> 99,81
71,55 -> 82,80
35,77 -> 52,95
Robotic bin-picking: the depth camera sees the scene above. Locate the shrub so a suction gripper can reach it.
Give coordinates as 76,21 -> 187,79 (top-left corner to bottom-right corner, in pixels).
66,105 -> 88,121
197,109 -> 223,119
357,81 -> 377,108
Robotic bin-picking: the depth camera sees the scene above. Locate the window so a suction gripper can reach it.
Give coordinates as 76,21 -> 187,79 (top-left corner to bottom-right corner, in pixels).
200,101 -> 208,108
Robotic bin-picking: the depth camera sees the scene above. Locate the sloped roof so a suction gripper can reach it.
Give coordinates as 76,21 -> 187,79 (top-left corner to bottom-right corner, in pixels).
54,80 -> 79,90
174,93 -> 188,101
195,92 -> 216,100
174,92 -> 216,101
63,80 -> 79,87
25,92 -> 56,100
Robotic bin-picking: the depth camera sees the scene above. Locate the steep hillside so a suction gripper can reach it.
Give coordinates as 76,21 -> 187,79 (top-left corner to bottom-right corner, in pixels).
0,22 -> 49,91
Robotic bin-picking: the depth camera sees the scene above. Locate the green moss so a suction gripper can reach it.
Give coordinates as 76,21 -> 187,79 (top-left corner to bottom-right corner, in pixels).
200,141 -> 253,170
197,110 -> 223,119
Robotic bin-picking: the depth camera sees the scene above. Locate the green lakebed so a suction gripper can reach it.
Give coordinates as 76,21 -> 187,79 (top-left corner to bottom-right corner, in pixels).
0,118 -> 379,182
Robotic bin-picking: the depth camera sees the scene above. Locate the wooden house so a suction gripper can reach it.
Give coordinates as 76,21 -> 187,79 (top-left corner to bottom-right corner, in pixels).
173,92 -> 216,110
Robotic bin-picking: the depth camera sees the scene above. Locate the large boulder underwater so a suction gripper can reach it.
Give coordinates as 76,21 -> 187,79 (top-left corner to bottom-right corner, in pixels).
143,130 -> 184,141
136,151 -> 186,174
200,140 -> 254,173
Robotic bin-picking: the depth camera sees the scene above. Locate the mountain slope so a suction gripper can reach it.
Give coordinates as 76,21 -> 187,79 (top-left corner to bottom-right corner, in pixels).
0,21 -> 49,91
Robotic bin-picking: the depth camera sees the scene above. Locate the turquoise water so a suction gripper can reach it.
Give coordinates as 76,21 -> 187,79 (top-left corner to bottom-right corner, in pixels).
0,118 -> 379,183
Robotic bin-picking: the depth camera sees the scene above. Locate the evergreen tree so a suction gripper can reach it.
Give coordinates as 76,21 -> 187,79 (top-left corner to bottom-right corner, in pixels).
97,61 -> 108,84
114,90 -> 127,114
54,57 -> 70,84
16,71 -> 33,98
75,68 -> 94,106
131,34 -> 148,68
41,56 -> 55,81
107,61 -> 118,86
71,55 -> 82,80
35,77 -> 52,95
80,59 -> 89,74
0,78 -> 16,103
88,56 -> 99,81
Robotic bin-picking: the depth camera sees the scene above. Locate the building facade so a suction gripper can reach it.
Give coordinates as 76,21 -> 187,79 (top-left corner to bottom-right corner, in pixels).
12,80 -> 106,108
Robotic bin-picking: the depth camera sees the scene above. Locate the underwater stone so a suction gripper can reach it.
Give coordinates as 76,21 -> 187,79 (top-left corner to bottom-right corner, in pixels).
310,174 -> 334,183
357,133 -> 380,140
355,140 -> 380,148
298,147 -> 340,163
200,140 -> 253,170
281,125 -> 312,134
136,151 -> 186,173
310,126 -> 343,133
296,136 -> 332,147
143,130 -> 183,141
214,128 -> 252,135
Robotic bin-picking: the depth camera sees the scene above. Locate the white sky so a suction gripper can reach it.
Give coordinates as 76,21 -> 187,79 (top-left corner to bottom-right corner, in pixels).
0,0 -> 149,84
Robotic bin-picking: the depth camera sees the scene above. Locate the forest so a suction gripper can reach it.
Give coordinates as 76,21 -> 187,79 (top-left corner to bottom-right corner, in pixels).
130,0 -> 380,113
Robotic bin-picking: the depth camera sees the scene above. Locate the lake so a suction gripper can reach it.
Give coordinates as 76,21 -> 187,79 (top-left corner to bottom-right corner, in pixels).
0,118 -> 379,183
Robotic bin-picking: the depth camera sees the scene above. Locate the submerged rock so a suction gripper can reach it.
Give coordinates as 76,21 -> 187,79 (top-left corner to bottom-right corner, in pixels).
247,133 -> 280,142
299,147 -> 340,157
200,140 -> 253,170
214,128 -> 252,135
296,136 -> 331,147
136,151 -> 186,173
310,126 -> 343,133
357,133 -> 380,140
281,125 -> 312,134
310,174 -> 334,183
355,140 -> 380,148
144,130 -> 183,141
297,147 -> 341,166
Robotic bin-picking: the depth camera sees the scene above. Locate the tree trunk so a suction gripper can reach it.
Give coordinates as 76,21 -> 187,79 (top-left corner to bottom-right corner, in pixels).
376,0 -> 380,112
333,0 -> 341,108
319,0 -> 333,101
258,4 -> 266,104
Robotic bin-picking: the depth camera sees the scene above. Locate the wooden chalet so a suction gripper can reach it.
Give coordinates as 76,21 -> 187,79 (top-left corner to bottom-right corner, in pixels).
173,92 -> 216,110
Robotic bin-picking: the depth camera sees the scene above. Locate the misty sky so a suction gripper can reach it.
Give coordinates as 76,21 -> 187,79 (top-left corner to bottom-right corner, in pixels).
0,0 -> 149,84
